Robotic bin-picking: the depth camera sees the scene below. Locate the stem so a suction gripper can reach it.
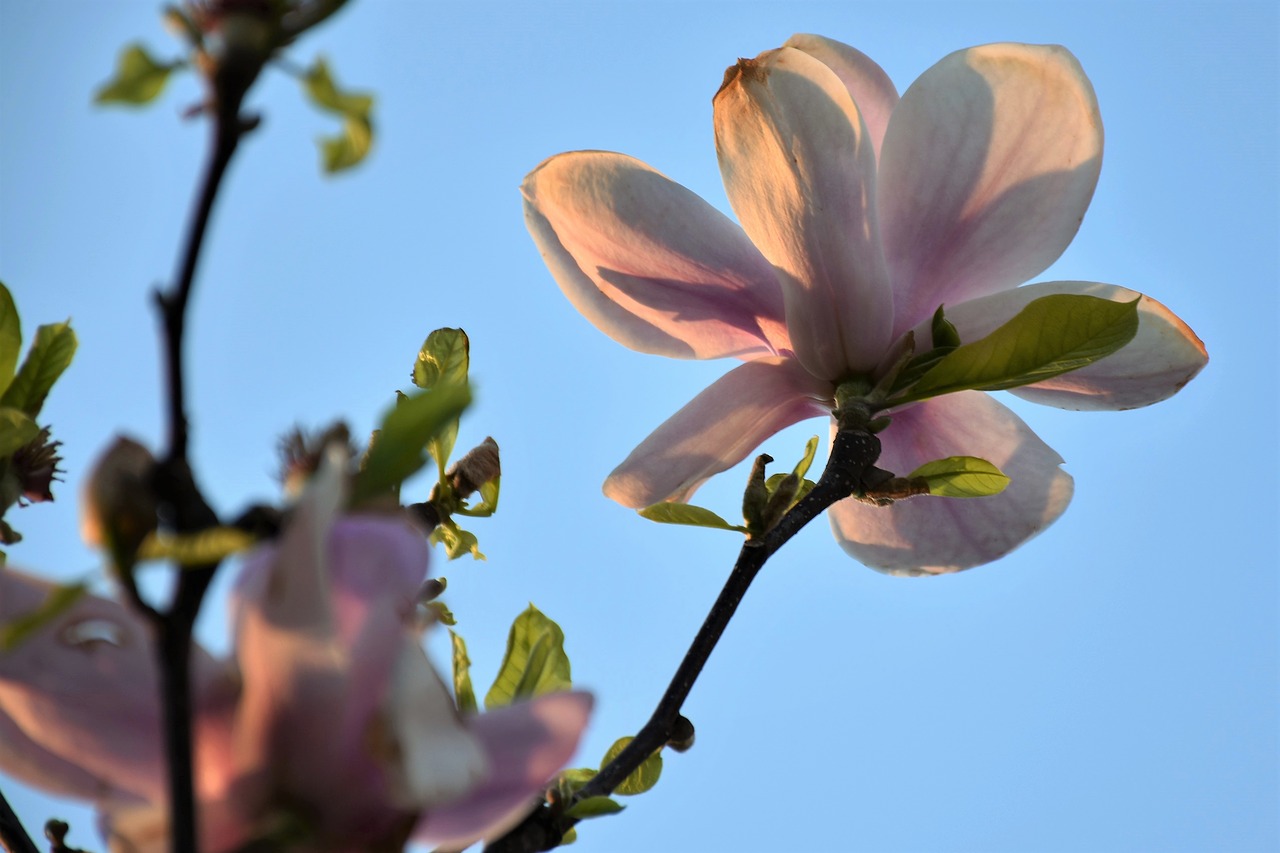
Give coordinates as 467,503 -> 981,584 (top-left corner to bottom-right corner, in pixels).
147,92 -> 252,853
485,427 -> 881,853
0,789 -> 37,853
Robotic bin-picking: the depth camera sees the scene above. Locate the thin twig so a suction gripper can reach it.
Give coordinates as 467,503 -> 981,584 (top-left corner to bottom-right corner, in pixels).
146,78 -> 254,853
485,427 -> 883,853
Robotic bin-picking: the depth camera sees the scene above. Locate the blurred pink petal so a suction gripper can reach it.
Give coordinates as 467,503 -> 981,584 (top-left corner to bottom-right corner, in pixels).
715,46 -> 893,378
605,357 -> 832,507
522,151 -> 788,360
829,392 -> 1074,574
878,44 -> 1103,334
416,692 -> 594,849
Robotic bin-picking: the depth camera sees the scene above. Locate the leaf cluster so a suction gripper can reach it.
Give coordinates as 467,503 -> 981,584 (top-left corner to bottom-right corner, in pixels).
0,283 -> 77,552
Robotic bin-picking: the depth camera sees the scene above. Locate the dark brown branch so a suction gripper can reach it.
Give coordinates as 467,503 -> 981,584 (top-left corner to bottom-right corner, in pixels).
485,427 -> 882,853
0,788 -> 37,853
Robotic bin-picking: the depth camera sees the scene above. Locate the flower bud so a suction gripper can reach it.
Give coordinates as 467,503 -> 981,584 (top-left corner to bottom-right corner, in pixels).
447,437 -> 500,496
80,437 -> 158,566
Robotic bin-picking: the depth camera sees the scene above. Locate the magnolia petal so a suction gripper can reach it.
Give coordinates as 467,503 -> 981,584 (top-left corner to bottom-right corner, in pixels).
0,567 -> 165,804
905,281 -> 1208,410
715,46 -> 894,379
830,392 -> 1074,574
384,643 -> 488,811
415,692 -> 594,850
522,151 -> 789,360
878,43 -> 1103,334
604,357 -> 832,507
783,34 -> 899,160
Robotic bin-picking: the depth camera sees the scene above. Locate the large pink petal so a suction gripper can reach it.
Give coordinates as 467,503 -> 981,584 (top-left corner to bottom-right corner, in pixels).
904,281 -> 1208,410
715,46 -> 894,379
783,34 -> 899,160
604,357 -> 832,507
878,44 -> 1103,334
414,692 -> 594,850
522,151 -> 789,360
829,392 -> 1074,574
0,567 -> 165,804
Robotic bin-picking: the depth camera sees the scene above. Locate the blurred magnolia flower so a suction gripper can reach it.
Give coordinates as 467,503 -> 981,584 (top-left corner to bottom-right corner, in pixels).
522,35 -> 1206,575
0,449 -> 592,851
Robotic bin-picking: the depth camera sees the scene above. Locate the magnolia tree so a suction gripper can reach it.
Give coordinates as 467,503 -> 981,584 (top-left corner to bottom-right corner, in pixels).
0,4 -> 1206,853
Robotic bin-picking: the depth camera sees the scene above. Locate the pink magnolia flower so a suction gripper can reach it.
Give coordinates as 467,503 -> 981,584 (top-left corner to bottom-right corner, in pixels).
522,35 -> 1206,575
0,451 -> 592,851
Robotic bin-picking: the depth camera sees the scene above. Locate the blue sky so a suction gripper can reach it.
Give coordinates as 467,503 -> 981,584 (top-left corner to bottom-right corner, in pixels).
1,2 -> 1276,851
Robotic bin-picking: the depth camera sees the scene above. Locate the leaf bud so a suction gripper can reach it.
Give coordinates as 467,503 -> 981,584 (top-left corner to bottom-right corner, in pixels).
667,715 -> 696,753
80,437 -> 158,569
741,453 -> 772,535
447,437 -> 500,497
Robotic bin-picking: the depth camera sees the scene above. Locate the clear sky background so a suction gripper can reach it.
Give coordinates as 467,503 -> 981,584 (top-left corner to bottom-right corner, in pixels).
1,2 -> 1276,852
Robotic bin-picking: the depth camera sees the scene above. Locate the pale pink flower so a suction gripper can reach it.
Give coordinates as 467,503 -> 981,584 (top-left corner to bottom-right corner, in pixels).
522,35 -> 1206,574
0,451 -> 592,851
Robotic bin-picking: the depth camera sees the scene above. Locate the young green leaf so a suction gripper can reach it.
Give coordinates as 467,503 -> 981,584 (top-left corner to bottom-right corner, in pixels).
485,604 -> 571,710
95,44 -> 182,105
907,456 -> 1010,498
0,581 -> 87,651
564,797 -> 625,820
2,322 -> 77,417
0,284 -> 21,392
136,527 -> 256,564
602,736 -> 663,795
415,329 -> 469,476
791,435 -> 819,482
0,408 -> 39,457
351,384 -> 470,503
301,57 -> 375,173
449,629 -> 478,714
429,518 -> 485,561
639,502 -> 749,534
896,294 -> 1140,404
414,328 -> 470,391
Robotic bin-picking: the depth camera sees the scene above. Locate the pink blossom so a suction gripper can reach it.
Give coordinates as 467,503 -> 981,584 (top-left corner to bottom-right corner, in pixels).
0,451 -> 592,851
522,36 -> 1206,574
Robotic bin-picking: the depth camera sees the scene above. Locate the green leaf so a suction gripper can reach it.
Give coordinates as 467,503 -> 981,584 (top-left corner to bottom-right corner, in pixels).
2,322 -> 77,417
318,117 -> 373,174
484,604 -> 571,710
0,284 -> 20,393
602,736 -> 663,795
415,330 -> 469,477
449,629 -> 477,714
557,768 -> 596,794
560,827 -> 578,845
764,473 -> 815,506
136,527 -> 256,564
0,581 -> 87,651
564,797 -> 625,820
302,56 -> 373,118
414,328 -> 470,391
301,57 -> 375,174
896,295 -> 1140,404
638,502 -> 749,534
791,435 -> 819,482
430,519 -> 485,561
0,408 -> 39,456
351,384 -> 470,504
95,44 -> 182,105
908,456 -> 1010,498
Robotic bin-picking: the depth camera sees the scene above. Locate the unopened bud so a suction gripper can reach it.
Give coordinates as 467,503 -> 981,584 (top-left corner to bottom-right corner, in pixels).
667,715 -> 696,753
80,437 -> 158,563
447,437 -> 500,496
760,472 -> 801,533
741,454 -> 772,536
